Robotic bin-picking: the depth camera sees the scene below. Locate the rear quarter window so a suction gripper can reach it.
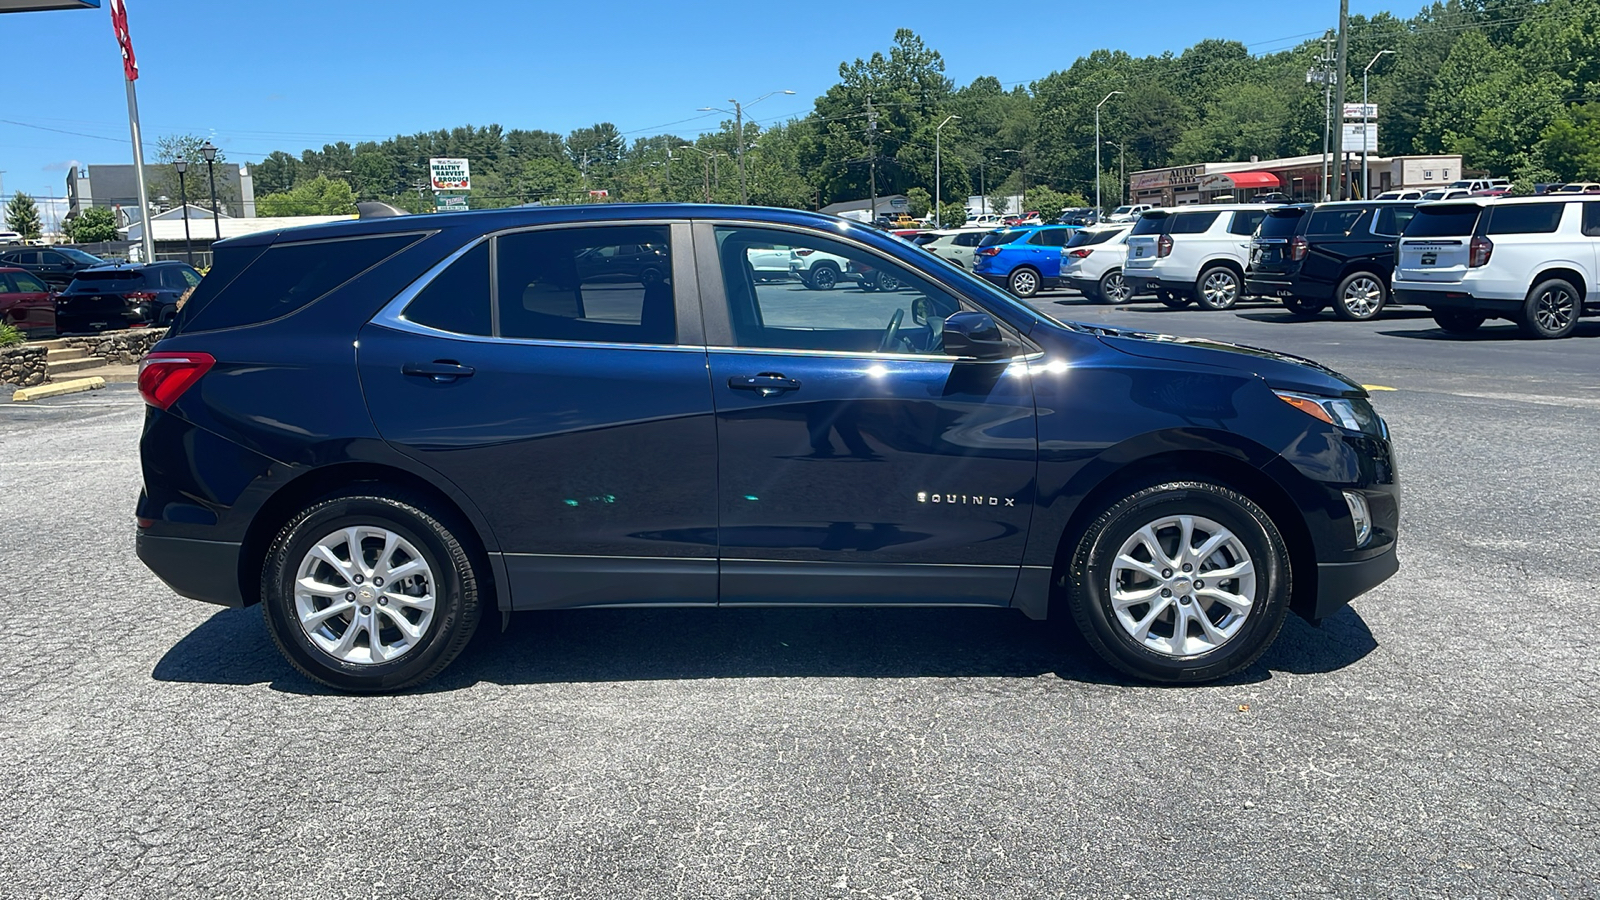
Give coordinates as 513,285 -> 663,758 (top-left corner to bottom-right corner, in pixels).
1486,203 -> 1566,235
1130,215 -> 1168,236
177,233 -> 423,333
1259,209 -> 1306,238
1168,211 -> 1221,235
979,230 -> 1024,248
1404,206 -> 1482,238
1228,209 -> 1270,236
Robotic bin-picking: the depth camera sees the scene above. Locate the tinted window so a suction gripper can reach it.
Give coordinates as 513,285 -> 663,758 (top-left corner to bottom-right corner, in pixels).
979,229 -> 1024,248
1259,208 -> 1306,238
182,234 -> 420,332
10,272 -> 48,292
1130,214 -> 1168,236
912,234 -> 940,246
1373,206 -> 1416,236
1307,207 -> 1366,235
67,270 -> 149,292
1029,229 -> 1070,247
1584,202 -> 1600,237
180,267 -> 201,287
56,248 -> 102,265
404,242 -> 491,336
1067,228 -> 1124,248
1404,206 -> 1482,238
497,226 -> 674,344
1486,203 -> 1565,235
714,225 -> 962,355
1228,209 -> 1270,236
955,232 -> 986,247
0,278 -> 11,293
1169,211 -> 1220,235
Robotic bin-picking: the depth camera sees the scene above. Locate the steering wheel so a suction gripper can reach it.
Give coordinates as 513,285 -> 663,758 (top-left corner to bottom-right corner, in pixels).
877,308 -> 905,353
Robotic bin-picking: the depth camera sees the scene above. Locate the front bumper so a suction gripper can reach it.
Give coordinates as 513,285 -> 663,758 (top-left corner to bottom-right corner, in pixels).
137,532 -> 246,607
1313,546 -> 1399,621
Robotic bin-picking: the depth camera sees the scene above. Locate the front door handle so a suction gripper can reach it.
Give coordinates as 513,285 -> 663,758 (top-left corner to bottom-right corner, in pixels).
729,373 -> 801,397
402,360 -> 475,383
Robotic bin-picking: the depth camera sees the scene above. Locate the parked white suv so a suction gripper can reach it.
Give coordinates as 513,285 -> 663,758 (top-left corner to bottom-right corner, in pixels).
1123,204 -> 1275,309
1393,196 -> 1598,338
1060,225 -> 1135,303
913,227 -> 993,269
1105,204 -> 1153,224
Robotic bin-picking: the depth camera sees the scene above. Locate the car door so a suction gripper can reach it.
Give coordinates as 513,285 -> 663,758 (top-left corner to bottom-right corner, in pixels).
359,222 -> 720,611
3,271 -> 56,333
696,221 -> 1038,607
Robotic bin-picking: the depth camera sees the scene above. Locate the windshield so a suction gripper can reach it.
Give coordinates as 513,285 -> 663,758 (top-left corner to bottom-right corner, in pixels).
65,270 -> 148,292
1404,205 -> 1482,237
56,248 -> 104,264
912,233 -> 940,246
1420,190 -> 1453,201
1111,206 -> 1134,215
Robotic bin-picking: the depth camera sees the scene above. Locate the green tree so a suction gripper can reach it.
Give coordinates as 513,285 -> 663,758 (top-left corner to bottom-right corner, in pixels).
937,200 -> 968,228
1418,31 -> 1565,175
152,134 -> 238,214
5,193 -> 42,240
255,175 -> 357,216
1538,103 -> 1600,181
905,187 -> 932,217
63,206 -> 118,243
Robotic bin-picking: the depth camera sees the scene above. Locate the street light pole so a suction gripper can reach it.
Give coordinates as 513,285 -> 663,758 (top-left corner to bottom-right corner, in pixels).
1095,91 -> 1123,213
678,145 -> 716,203
200,140 -> 221,243
1001,149 -> 1026,213
935,115 -> 960,228
174,157 -> 192,265
700,90 -> 794,205
1363,50 -> 1395,201
1106,141 -> 1126,206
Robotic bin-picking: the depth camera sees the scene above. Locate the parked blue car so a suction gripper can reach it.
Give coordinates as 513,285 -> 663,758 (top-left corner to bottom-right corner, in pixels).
972,224 -> 1078,298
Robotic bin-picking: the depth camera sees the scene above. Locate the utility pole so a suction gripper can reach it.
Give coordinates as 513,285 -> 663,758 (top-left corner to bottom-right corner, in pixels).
1095,91 -> 1123,213
867,96 -> 878,224
1315,30 -> 1336,201
1330,0 -> 1350,199
936,115 -> 960,228
1362,50 -> 1395,202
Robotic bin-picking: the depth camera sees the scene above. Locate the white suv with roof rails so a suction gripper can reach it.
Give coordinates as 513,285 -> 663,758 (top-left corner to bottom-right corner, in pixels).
1059,225 -> 1135,303
1123,204 -> 1275,310
1392,195 -> 1600,338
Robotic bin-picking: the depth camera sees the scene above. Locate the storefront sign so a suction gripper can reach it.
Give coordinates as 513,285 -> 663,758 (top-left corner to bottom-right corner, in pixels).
1130,164 -> 1204,192
429,158 -> 471,191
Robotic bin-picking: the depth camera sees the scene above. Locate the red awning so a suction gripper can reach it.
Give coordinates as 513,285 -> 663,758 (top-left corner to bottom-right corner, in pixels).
1218,171 -> 1281,189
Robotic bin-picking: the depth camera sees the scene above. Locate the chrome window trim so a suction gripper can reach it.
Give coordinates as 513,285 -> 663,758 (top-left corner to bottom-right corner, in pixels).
707,345 -> 1043,364
372,234 -> 489,335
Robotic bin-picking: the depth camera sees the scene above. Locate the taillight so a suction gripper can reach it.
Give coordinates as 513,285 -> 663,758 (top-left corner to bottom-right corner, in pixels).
978,247 -> 1002,257
1290,236 -> 1309,261
1069,249 -> 1093,258
795,249 -> 816,257
138,352 -> 215,410
1157,234 -> 1173,258
1469,235 -> 1493,267
125,291 -> 158,302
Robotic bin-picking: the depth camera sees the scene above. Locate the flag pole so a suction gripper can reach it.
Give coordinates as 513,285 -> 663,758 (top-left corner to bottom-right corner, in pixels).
126,79 -> 154,264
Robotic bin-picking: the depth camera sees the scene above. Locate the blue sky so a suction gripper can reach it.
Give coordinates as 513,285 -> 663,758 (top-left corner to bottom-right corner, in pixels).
2,0 -> 1397,205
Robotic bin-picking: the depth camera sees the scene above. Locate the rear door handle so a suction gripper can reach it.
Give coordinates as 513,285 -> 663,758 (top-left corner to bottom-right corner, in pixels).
729,373 -> 801,397
402,361 -> 475,382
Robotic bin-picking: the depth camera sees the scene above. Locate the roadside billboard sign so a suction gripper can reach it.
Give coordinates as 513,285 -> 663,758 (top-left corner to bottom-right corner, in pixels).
1343,103 -> 1378,120
1342,123 -> 1379,154
429,157 -> 471,191
434,194 -> 469,212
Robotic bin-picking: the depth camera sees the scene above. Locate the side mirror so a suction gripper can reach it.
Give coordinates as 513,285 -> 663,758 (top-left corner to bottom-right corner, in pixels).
942,311 -> 1012,360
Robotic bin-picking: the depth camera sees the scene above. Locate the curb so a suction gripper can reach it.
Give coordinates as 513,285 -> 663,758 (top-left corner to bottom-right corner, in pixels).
12,376 -> 107,403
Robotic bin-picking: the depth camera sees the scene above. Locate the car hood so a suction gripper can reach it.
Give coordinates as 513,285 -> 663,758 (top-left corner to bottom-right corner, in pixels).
1095,329 -> 1365,397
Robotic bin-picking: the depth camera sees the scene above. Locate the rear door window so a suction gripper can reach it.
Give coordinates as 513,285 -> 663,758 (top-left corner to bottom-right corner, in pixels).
1404,206 -> 1482,238
1486,203 -> 1565,235
1307,207 -> 1366,235
10,272 -> 48,293
1168,211 -> 1220,234
955,232 -> 985,247
496,225 -> 675,344
1584,202 -> 1600,237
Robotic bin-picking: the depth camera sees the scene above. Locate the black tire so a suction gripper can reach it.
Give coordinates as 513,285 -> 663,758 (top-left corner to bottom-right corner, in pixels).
1517,277 -> 1581,339
1159,290 -> 1191,310
1282,295 -> 1325,319
1098,269 -> 1131,304
1008,266 -> 1041,298
1332,271 -> 1387,321
261,489 -> 483,692
1063,481 -> 1292,684
1195,266 -> 1242,310
1433,310 -> 1487,334
805,263 -> 839,291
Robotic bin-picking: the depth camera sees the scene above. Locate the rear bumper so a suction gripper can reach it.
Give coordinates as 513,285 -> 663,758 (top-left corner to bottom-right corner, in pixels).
1129,276 -> 1196,296
1245,276 -> 1332,302
1393,287 -> 1521,315
137,532 -> 246,607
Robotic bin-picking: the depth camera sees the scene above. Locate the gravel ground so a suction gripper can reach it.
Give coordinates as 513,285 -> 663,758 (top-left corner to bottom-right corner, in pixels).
1,300 -> 1595,899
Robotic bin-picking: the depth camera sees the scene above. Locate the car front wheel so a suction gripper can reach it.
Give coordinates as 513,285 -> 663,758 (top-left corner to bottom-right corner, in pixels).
1063,481 -> 1291,683
261,489 -> 482,692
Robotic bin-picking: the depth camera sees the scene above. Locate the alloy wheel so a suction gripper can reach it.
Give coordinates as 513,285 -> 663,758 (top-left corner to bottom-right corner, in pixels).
1535,286 -> 1576,333
1199,270 -> 1239,310
294,525 -> 437,665
1108,514 -> 1256,658
1011,269 -> 1039,297
1103,271 -> 1131,303
1341,276 -> 1384,319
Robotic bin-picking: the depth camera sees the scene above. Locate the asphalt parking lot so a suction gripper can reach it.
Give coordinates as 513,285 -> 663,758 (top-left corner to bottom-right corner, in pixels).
2,294 -> 1596,899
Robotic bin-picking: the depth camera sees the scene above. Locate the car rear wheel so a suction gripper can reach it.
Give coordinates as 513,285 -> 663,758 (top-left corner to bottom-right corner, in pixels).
1282,295 -> 1325,319
1517,278 -> 1580,339
1333,272 -> 1387,320
1063,481 -> 1291,683
1196,267 -> 1241,310
261,489 -> 482,692
1008,267 -> 1041,298
1158,291 -> 1191,309
805,263 -> 839,291
1099,270 -> 1132,304
1433,310 -> 1487,334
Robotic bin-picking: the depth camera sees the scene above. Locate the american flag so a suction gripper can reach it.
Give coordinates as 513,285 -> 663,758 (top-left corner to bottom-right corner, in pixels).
110,0 -> 138,82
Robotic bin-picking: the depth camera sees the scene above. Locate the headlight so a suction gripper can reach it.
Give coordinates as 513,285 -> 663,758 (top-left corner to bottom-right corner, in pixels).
1275,391 -> 1386,436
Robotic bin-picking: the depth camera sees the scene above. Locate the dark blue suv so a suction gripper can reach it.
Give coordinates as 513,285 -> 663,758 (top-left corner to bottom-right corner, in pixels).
136,204 -> 1399,691
972,225 -> 1077,298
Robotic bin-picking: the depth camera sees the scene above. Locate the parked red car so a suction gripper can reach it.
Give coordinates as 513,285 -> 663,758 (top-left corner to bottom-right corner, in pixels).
0,266 -> 57,335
